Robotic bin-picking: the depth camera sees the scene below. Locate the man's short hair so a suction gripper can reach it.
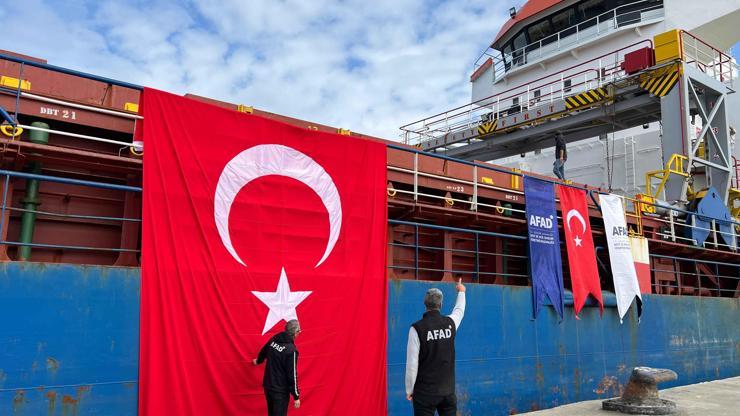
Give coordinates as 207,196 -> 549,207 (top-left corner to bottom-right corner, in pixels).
424,288 -> 443,310
285,319 -> 300,337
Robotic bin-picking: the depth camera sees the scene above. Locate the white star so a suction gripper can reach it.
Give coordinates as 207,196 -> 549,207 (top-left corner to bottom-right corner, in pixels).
251,268 -> 312,335
574,235 -> 583,247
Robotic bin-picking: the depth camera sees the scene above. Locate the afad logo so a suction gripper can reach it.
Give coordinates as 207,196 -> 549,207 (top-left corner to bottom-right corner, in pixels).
529,214 -> 554,229
612,226 -> 629,236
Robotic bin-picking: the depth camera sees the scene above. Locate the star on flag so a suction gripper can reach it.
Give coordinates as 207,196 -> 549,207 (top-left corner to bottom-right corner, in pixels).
251,268 -> 312,335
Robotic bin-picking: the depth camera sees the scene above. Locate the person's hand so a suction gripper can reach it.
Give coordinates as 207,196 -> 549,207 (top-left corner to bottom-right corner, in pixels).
294,399 -> 301,409
456,278 -> 466,293
252,359 -> 258,366
406,394 -> 413,401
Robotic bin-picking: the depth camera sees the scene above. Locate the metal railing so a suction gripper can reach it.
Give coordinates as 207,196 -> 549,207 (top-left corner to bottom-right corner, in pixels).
0,52 -> 142,153
680,30 -> 736,87
387,143 -> 609,218
390,221 -> 739,298
473,0 -> 664,80
649,253 -> 739,297
400,40 -> 652,146
0,52 -> 143,90
388,219 -> 528,283
388,144 -> 739,250
0,170 -> 141,257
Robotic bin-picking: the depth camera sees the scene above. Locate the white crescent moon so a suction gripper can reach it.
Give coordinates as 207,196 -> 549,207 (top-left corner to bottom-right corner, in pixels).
566,209 -> 587,233
214,144 -> 342,268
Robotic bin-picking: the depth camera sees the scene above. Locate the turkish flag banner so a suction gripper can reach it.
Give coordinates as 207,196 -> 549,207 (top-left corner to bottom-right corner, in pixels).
138,88 -> 388,415
558,186 -> 603,317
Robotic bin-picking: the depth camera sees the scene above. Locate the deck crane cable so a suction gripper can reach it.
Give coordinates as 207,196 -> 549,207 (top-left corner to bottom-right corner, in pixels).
609,119 -> 616,192
602,102 -> 616,192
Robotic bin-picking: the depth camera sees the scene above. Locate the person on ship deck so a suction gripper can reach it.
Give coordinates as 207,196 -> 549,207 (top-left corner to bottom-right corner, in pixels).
553,131 -> 567,180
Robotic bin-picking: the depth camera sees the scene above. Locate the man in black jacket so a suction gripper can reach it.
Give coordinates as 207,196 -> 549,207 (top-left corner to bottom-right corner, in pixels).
253,320 -> 301,415
553,131 -> 567,180
405,279 -> 466,416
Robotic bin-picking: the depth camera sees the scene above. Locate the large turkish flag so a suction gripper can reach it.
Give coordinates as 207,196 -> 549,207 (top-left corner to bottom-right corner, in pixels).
138,88 -> 388,415
558,186 -> 603,317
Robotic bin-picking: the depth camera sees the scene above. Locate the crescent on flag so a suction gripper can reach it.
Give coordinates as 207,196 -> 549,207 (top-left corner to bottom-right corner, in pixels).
214,144 -> 342,267
566,209 -> 587,233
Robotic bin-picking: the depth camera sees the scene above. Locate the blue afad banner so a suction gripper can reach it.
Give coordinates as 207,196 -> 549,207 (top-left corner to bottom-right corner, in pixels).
524,176 -> 565,320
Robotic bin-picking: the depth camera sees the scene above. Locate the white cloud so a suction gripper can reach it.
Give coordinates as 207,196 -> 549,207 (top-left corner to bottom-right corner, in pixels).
0,0 -> 509,139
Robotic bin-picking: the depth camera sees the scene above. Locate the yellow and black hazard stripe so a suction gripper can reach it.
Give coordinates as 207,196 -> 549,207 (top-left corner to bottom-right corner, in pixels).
477,119 -> 498,136
564,87 -> 609,110
640,65 -> 680,97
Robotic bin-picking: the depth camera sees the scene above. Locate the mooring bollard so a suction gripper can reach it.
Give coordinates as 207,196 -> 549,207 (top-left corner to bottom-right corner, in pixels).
602,366 -> 678,415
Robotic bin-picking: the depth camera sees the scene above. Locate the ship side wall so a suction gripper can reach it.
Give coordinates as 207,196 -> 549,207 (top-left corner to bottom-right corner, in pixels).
0,263 -> 737,415
388,279 -> 740,415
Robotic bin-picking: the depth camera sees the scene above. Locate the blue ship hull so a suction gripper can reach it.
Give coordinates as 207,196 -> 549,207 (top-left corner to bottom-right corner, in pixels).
0,263 -> 737,415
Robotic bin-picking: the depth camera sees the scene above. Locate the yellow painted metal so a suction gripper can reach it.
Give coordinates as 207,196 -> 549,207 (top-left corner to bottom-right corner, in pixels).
640,64 -> 680,97
623,195 -> 644,236
564,87 -> 609,110
729,188 -> 740,222
0,76 -> 31,91
480,176 -> 494,185
0,125 -> 23,137
654,29 -> 683,64
444,191 -> 454,206
685,185 -> 699,201
129,146 -> 144,156
692,189 -> 708,199
510,168 -> 521,189
124,102 -> 139,113
337,128 -> 352,136
635,193 -> 656,214
237,104 -> 253,114
387,182 -> 397,198
477,119 -> 497,136
645,154 -> 688,199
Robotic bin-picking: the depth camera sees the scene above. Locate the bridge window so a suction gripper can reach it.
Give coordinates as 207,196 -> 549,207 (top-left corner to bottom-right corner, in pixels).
512,32 -> 527,64
551,7 -> 577,35
527,20 -> 554,46
495,0 -> 663,72
578,0 -> 608,27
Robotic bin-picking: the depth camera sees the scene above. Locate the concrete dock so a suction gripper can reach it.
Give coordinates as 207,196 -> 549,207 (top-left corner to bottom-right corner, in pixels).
523,376 -> 740,416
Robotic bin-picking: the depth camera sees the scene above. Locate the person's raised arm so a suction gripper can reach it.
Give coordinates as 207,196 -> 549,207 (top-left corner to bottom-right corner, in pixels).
448,278 -> 466,329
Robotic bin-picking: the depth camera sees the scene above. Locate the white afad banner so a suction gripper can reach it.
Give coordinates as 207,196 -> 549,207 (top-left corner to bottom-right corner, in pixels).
600,194 -> 642,323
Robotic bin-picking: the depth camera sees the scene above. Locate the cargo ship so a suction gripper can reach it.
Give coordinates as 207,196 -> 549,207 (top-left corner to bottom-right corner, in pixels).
0,0 -> 738,414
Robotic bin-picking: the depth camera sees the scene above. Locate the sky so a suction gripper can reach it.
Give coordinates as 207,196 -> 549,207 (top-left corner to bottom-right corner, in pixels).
0,0 -> 512,140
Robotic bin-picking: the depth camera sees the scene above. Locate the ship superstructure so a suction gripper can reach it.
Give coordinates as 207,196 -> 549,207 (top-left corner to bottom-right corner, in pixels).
400,0 -> 740,250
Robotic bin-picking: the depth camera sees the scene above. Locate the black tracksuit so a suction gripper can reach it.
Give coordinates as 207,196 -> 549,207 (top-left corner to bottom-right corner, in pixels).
256,332 -> 300,416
